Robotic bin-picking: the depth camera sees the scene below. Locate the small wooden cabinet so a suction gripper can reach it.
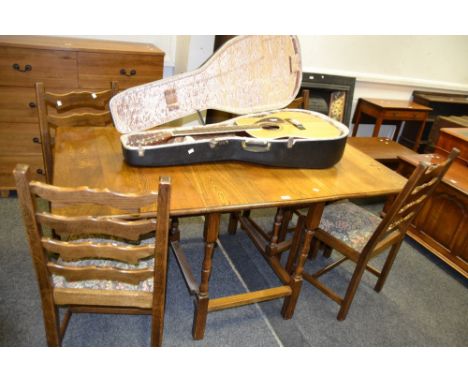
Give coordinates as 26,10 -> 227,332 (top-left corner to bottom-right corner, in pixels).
0,36 -> 164,194
397,130 -> 468,278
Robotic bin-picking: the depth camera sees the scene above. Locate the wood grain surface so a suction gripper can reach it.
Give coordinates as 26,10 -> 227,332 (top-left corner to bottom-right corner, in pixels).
52,126 -> 406,216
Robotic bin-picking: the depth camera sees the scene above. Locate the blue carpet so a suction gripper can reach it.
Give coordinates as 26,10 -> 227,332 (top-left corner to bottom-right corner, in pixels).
0,196 -> 466,346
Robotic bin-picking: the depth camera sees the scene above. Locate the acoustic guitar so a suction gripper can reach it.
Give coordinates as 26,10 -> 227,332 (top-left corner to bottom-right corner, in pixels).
126,111 -> 342,147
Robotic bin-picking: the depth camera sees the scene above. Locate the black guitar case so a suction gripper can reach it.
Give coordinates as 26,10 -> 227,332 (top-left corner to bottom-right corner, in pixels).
110,35 -> 348,168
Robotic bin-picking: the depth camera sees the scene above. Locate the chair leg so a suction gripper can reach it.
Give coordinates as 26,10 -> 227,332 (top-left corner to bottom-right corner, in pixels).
42,301 -> 61,346
151,286 -> 166,347
308,237 -> 321,259
374,241 -> 402,292
337,254 -> 370,321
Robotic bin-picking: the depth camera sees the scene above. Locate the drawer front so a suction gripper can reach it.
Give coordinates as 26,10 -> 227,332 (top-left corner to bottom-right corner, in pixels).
436,134 -> 467,162
382,110 -> 427,120
0,154 -> 45,188
0,47 -> 78,88
78,52 -> 163,89
0,122 -> 43,155
0,87 -> 38,123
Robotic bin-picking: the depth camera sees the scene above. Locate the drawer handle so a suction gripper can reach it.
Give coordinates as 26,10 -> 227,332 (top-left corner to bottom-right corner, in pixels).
29,102 -> 36,108
12,63 -> 32,73
120,68 -> 137,77
32,137 -> 41,144
36,169 -> 44,175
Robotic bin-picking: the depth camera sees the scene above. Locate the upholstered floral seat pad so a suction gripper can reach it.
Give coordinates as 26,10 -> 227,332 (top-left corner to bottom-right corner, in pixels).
52,237 -> 155,292
318,201 -> 382,252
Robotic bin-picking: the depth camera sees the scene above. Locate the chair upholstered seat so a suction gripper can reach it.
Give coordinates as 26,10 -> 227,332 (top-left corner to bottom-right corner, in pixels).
52,237 -> 155,292
319,201 -> 382,252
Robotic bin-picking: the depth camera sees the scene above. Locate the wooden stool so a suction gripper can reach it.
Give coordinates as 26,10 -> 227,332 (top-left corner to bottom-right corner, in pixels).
352,98 -> 432,152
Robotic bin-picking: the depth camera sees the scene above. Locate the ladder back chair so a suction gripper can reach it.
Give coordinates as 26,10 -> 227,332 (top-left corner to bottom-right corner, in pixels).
290,148 -> 459,320
287,89 -> 310,110
35,81 -> 119,184
14,164 -> 171,346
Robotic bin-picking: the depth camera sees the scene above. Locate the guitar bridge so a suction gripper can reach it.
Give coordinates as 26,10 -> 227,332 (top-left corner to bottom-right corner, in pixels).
285,118 -> 305,130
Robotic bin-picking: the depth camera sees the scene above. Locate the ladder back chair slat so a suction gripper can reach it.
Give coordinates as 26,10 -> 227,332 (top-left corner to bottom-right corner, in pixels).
30,181 -> 157,211
36,212 -> 157,241
47,263 -> 155,285
44,87 -> 116,111
41,238 -> 155,265
46,111 -> 113,127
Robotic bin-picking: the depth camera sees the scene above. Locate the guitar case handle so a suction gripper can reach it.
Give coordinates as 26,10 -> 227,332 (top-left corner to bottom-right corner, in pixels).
241,141 -> 271,153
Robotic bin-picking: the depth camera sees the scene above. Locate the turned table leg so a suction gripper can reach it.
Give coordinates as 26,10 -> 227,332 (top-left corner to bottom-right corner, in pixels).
192,212 -> 220,340
282,203 -> 325,319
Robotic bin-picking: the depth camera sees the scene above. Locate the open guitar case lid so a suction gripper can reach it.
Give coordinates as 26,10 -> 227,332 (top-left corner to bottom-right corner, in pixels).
110,35 -> 349,168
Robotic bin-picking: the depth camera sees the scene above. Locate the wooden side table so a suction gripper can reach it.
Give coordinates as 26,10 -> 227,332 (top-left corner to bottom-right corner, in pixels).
352,98 -> 432,151
347,137 -> 416,166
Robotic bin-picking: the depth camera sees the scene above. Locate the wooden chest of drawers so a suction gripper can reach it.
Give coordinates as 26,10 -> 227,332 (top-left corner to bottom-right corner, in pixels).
0,36 -> 164,194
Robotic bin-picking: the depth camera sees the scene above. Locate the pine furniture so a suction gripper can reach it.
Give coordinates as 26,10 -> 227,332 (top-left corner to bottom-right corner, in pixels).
0,36 -> 164,195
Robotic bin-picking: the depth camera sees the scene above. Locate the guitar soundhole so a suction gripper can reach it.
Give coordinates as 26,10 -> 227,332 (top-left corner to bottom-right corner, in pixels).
255,117 -> 284,130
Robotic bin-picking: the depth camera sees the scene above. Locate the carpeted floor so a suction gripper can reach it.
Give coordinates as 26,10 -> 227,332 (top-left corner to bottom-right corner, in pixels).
0,195 -> 466,346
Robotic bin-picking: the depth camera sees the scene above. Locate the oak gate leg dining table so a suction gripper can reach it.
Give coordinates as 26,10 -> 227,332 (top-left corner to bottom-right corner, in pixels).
52,126 -> 406,340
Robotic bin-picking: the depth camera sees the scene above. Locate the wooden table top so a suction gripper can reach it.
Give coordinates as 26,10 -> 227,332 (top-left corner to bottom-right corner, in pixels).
399,153 -> 468,195
441,127 -> 468,142
437,115 -> 468,127
347,137 -> 416,161
362,98 -> 432,111
53,127 -> 406,216
414,92 -> 468,105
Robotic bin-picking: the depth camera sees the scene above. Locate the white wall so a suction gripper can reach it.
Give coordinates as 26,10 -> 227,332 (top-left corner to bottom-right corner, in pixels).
299,35 -> 468,91
298,35 -> 468,136
71,35 -> 468,134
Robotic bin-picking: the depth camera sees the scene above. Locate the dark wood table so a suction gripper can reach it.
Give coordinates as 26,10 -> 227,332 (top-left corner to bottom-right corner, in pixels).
52,126 -> 406,339
351,98 -> 432,151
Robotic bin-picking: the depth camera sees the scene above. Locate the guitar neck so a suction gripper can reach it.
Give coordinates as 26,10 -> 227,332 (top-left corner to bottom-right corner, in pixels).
172,124 -> 263,136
